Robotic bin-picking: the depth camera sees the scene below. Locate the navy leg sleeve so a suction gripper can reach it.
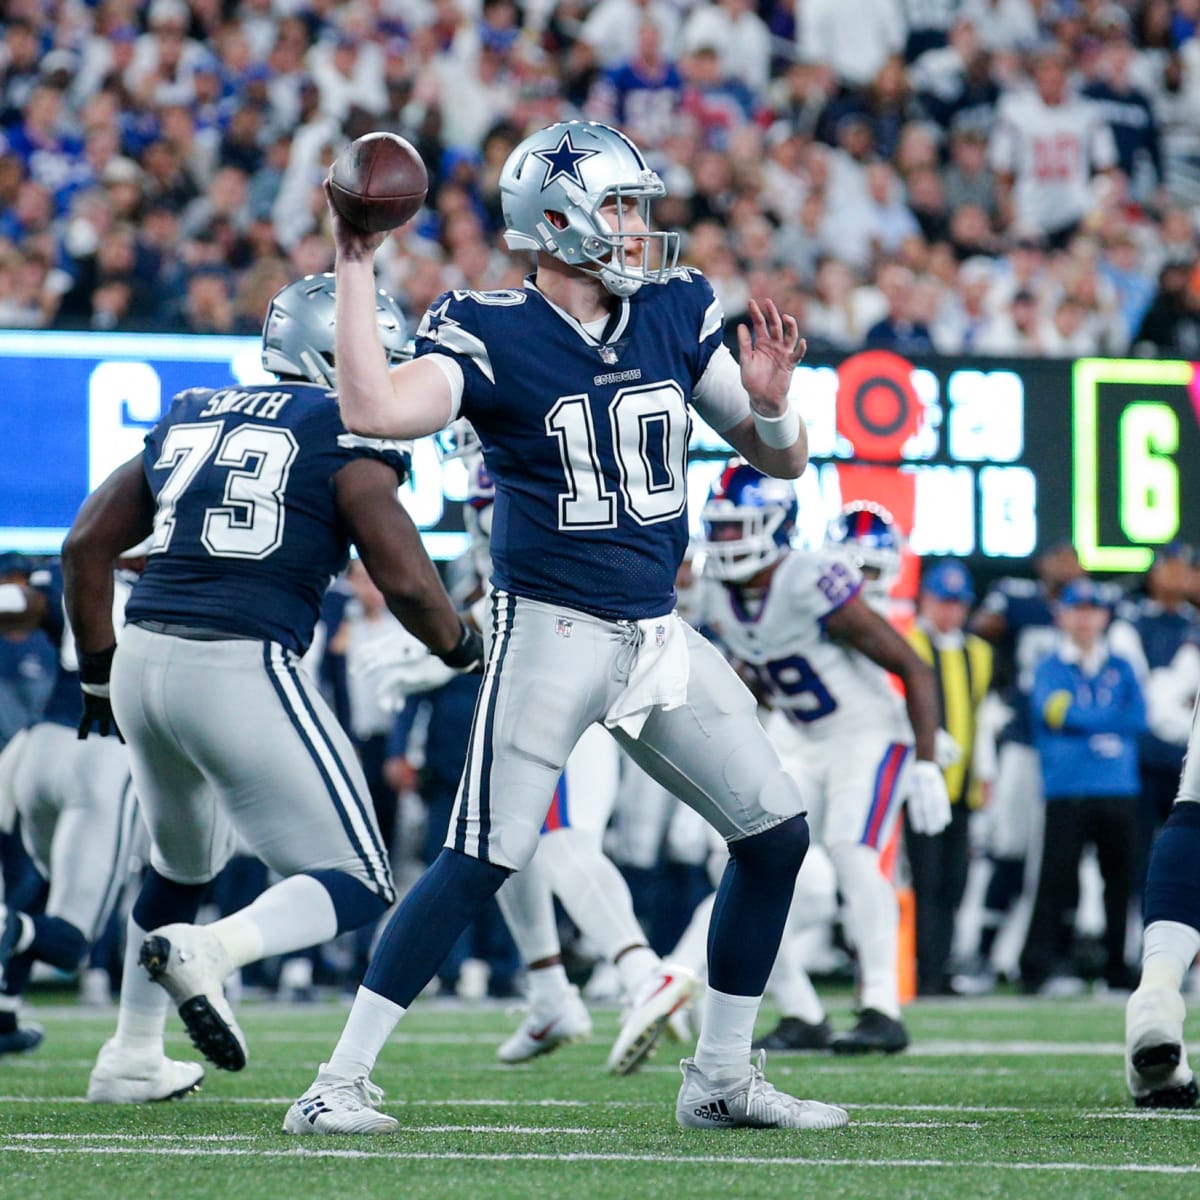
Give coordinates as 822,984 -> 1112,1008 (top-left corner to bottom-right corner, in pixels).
1144,801 -> 1200,934
364,848 -> 510,1008
306,870 -> 389,934
131,867 -> 207,931
707,815 -> 810,996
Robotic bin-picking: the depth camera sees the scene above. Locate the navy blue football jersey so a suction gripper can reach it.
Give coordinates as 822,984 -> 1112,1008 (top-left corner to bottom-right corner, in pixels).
414,271 -> 726,620
126,383 -> 410,654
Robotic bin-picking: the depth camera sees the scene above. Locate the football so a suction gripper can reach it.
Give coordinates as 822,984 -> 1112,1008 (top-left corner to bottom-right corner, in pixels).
327,132 -> 428,233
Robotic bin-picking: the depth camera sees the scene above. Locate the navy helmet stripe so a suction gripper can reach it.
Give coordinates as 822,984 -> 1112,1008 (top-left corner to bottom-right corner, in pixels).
262,645 -> 388,898
602,122 -> 648,170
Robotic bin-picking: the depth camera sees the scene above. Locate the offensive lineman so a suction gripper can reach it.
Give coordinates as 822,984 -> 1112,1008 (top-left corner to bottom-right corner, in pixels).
285,120 -> 849,1134
63,274 -> 482,1102
698,471 -> 950,1053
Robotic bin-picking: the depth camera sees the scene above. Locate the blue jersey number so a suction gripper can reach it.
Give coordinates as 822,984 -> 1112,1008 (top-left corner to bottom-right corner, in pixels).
757,654 -> 838,723
546,381 -> 689,530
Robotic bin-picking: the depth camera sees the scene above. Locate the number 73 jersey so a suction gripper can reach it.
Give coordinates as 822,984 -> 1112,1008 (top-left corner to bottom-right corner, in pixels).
414,272 -> 736,621
702,550 -> 909,745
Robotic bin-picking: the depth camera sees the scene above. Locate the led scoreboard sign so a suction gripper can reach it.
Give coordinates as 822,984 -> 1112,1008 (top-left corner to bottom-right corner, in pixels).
0,330 -> 1196,572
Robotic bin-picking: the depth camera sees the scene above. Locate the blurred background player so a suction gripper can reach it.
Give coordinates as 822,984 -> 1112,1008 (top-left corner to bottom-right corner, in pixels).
64,273 -> 481,1102
0,556 -> 144,1056
698,474 -> 950,1054
905,561 -> 992,997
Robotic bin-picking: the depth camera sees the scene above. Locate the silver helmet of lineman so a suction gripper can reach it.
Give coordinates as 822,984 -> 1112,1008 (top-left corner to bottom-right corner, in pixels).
261,272 -> 409,387
499,121 -> 679,298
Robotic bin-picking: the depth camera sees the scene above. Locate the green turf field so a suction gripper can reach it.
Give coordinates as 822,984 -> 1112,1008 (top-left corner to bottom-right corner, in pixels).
2,993 -> 1197,1200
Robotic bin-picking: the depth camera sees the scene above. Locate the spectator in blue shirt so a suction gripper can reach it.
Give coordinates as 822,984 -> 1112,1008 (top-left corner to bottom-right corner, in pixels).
1020,577 -> 1147,994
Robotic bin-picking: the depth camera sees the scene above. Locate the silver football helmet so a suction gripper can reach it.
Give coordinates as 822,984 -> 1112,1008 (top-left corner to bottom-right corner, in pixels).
499,121 -> 679,298
261,273 -> 408,386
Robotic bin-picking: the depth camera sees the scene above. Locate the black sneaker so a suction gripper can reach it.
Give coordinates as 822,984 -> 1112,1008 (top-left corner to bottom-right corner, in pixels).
830,1009 -> 909,1055
0,1022 -> 43,1056
752,1017 -> 832,1052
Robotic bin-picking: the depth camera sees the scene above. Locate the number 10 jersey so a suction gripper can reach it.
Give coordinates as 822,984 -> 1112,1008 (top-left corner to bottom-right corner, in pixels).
414,271 -> 742,621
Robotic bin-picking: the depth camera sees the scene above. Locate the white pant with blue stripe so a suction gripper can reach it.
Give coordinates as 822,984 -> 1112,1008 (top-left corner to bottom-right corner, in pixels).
448,592 -> 804,871
112,623 -> 393,900
10,722 -> 143,942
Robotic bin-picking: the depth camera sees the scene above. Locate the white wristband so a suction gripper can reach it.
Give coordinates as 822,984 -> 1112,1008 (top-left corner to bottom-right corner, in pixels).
752,404 -> 800,450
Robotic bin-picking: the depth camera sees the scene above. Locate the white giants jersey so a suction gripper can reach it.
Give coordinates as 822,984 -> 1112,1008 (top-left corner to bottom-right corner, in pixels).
989,92 -> 1117,234
703,550 -> 907,743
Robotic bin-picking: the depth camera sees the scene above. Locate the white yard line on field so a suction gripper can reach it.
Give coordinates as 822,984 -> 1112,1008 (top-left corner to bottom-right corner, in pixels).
0,1145 -> 1196,1174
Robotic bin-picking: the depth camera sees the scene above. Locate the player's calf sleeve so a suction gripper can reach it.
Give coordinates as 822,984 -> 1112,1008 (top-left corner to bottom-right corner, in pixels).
496,858 -> 562,965
829,841 -> 901,1018
307,871 -> 389,932
364,848 -> 510,1008
28,915 -> 88,972
983,856 -> 1025,915
131,867 -> 206,931
707,815 -> 809,996
1144,801 -> 1200,933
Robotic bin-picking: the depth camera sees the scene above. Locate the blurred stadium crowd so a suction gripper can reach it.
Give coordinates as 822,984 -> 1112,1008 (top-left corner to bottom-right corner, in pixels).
5,0 -> 1200,355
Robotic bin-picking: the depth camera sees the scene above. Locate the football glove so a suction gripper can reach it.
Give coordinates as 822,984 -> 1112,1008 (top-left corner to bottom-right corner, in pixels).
436,620 -> 485,673
905,760 -> 951,836
77,645 -> 124,742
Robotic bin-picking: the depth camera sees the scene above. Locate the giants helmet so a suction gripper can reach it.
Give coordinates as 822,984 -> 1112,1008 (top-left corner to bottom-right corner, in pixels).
498,121 -> 679,298
826,502 -> 904,596
700,460 -> 797,583
261,273 -> 408,387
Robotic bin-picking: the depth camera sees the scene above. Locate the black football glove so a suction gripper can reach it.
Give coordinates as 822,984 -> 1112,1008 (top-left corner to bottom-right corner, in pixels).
435,620 -> 485,674
77,645 -> 124,742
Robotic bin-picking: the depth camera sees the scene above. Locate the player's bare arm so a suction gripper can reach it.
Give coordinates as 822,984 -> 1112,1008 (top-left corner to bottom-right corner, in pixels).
824,594 -> 939,762
62,455 -> 155,656
723,299 -> 809,480
325,181 -> 454,440
333,457 -> 473,661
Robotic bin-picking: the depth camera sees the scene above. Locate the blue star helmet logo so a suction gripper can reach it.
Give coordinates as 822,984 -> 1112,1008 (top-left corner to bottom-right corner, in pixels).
532,131 -> 602,192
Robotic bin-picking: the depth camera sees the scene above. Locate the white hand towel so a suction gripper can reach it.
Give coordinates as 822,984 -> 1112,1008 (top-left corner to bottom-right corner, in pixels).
604,613 -> 690,738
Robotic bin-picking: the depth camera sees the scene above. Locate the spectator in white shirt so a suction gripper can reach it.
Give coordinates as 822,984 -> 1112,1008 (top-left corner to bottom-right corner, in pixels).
681,0 -> 772,95
799,0 -> 905,89
580,0 -> 681,70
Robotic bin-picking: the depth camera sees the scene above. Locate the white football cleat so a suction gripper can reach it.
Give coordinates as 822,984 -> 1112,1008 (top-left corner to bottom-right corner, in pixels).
139,924 -> 247,1071
607,962 -> 698,1075
676,1050 -> 849,1131
497,986 -> 592,1063
87,1037 -> 204,1104
283,1066 -> 399,1135
1126,985 -> 1199,1109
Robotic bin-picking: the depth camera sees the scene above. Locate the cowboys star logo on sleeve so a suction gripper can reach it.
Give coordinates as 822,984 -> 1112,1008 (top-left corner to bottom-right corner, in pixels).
533,131 -> 601,191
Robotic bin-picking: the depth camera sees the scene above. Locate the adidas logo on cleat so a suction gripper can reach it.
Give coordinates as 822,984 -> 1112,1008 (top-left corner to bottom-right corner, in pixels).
692,1099 -> 735,1124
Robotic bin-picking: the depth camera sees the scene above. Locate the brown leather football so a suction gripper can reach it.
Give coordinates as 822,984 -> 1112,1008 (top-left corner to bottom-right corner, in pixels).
327,132 -> 428,233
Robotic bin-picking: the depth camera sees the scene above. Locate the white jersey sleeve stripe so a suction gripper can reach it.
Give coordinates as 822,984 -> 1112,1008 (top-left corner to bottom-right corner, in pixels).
422,352 -> 466,421
691,343 -> 751,433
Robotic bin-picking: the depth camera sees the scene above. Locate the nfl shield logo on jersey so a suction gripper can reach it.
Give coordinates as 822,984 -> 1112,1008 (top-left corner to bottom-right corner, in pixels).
655,624 -> 666,647
555,617 -> 574,639
598,346 -> 618,365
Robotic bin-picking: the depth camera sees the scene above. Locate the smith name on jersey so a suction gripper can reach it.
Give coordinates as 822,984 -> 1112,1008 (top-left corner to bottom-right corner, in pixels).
126,383 -> 410,654
414,270 -> 741,621
704,550 -> 908,742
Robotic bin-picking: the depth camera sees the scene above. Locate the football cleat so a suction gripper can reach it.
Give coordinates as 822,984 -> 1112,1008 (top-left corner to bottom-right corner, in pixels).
283,1066 -> 399,1135
86,1037 -> 204,1103
676,1050 -> 849,1131
607,963 -> 699,1075
830,1008 -> 910,1055
1126,986 -> 1199,1109
752,1017 -> 832,1053
0,1020 -> 44,1056
497,986 -> 592,1063
139,924 -> 247,1071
